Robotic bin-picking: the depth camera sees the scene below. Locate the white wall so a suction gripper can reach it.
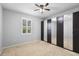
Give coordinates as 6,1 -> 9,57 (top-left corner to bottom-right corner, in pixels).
64,14 -> 73,50
3,9 -> 42,48
0,5 -> 2,53
46,5 -> 79,19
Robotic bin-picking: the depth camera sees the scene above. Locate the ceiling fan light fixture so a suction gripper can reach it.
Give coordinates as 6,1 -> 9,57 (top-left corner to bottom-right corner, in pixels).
40,9 -> 45,13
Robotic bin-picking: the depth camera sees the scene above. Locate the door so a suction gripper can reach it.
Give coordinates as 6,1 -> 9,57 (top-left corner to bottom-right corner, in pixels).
64,14 -> 73,50
57,16 -> 64,47
41,21 -> 44,41
73,11 -> 79,53
47,19 -> 51,43
51,17 -> 57,45
44,20 -> 47,42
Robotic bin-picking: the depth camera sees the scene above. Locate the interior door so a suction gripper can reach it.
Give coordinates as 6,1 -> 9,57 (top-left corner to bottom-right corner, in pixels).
57,16 -> 64,47
47,19 -> 51,43
51,18 -> 57,45
64,14 -> 73,50
41,21 -> 44,41
44,20 -> 47,42
73,11 -> 79,53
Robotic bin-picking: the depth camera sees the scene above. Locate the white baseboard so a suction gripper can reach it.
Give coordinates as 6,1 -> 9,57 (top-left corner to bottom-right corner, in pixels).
2,39 -> 41,50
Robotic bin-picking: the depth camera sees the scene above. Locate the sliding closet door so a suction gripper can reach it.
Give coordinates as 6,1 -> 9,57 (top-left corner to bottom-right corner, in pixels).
51,18 -> 57,45
57,16 -> 64,47
64,14 -> 73,50
47,19 -> 51,43
73,12 -> 79,53
44,20 -> 47,42
41,21 -> 44,41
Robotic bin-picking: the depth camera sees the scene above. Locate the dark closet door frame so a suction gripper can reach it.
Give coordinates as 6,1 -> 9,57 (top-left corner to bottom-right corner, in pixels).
57,16 -> 64,48
47,19 -> 51,43
41,21 -> 44,41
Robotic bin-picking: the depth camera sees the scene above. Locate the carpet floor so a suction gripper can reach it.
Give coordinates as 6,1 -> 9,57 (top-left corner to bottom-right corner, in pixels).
1,41 -> 79,56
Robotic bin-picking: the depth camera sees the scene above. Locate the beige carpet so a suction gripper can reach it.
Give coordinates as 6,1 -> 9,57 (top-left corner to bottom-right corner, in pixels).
1,41 -> 79,56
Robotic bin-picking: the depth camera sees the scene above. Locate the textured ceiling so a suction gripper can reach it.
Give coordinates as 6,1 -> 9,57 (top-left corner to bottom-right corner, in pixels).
1,3 -> 79,19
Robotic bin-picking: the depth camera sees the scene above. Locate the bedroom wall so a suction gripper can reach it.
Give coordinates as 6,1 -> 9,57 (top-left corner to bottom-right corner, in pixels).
0,5 -> 2,53
46,5 -> 79,19
2,9 -> 42,48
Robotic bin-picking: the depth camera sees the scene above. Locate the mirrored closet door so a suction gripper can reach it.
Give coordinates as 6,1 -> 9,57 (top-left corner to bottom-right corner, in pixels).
51,17 -> 57,45
64,14 -> 73,50
44,20 -> 47,42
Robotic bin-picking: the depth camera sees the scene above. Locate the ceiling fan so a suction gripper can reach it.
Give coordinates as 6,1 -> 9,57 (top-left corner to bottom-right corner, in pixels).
34,3 -> 50,13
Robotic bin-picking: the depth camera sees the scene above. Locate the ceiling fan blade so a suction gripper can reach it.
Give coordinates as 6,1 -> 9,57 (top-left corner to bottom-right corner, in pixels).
35,4 -> 41,8
45,3 -> 49,7
45,9 -> 50,11
34,9 -> 40,11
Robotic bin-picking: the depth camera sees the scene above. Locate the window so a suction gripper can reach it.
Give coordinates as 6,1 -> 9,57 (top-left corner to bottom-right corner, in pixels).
22,17 -> 32,34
